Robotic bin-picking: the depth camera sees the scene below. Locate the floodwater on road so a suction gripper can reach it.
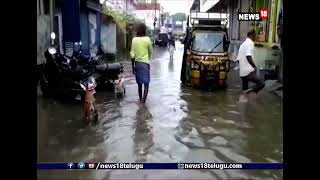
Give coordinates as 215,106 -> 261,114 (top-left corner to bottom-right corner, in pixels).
37,42 -> 283,180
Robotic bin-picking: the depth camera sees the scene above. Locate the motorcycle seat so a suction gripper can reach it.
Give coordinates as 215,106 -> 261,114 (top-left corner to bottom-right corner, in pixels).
96,64 -> 108,72
80,54 -> 91,61
94,63 -> 123,75
107,63 -> 123,71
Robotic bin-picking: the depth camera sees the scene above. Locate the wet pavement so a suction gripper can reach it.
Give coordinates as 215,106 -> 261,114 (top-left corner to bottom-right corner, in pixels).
37,42 -> 283,180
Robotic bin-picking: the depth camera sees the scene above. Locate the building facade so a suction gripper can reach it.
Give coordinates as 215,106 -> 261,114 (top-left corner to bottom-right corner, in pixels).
37,0 -> 51,64
200,0 -> 219,12
37,0 -> 141,63
79,0 -> 102,55
190,0 -> 200,12
37,0 -> 103,56
200,0 -> 283,46
132,3 -> 161,29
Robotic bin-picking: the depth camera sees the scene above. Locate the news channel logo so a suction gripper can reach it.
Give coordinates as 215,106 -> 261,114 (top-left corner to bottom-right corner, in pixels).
78,162 -> 85,169
238,9 -> 268,21
67,162 -> 74,169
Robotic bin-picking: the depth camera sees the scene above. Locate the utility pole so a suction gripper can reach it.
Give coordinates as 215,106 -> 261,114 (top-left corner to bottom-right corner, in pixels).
154,0 -> 157,30
50,0 -> 54,34
153,0 -> 157,45
125,0 -> 127,12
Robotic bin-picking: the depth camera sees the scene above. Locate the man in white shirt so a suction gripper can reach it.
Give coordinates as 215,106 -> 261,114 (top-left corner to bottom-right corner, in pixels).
237,30 -> 265,101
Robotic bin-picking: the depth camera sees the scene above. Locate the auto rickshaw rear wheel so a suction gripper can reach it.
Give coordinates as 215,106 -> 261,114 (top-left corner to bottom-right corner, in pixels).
218,80 -> 228,89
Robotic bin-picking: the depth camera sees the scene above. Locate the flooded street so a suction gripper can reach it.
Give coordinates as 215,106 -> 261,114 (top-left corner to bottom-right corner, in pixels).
37,42 -> 283,180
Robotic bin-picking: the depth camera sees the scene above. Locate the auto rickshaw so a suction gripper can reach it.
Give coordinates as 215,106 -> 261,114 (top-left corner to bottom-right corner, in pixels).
181,12 -> 230,90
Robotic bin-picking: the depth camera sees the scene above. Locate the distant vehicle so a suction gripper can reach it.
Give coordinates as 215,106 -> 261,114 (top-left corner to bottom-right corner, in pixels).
155,33 -> 169,47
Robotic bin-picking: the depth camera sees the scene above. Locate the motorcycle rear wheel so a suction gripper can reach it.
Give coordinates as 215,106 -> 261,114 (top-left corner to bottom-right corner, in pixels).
40,79 -> 49,97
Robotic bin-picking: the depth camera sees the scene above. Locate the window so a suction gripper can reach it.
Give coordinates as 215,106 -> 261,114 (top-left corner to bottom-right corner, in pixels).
38,0 -> 51,15
192,32 -> 225,53
43,0 -> 50,15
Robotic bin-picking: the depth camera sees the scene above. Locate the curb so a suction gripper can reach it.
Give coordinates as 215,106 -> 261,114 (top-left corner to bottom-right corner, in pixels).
264,80 -> 283,99
273,90 -> 283,99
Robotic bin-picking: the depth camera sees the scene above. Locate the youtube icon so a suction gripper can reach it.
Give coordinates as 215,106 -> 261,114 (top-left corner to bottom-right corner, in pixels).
88,163 -> 95,169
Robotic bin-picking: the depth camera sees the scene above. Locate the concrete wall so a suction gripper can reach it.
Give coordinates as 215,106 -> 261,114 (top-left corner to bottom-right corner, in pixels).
276,0 -> 282,43
228,0 -> 239,41
55,12 -> 64,53
37,15 -> 50,64
89,12 -> 97,46
132,10 -> 161,29
229,1 -> 251,41
238,0 -> 250,41
80,12 -> 90,55
96,13 -> 101,45
101,23 -> 117,54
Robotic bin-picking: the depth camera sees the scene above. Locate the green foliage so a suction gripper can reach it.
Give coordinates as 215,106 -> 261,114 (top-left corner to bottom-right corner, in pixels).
102,6 -> 138,31
102,6 -> 152,35
171,12 -> 187,22
102,5 -> 154,51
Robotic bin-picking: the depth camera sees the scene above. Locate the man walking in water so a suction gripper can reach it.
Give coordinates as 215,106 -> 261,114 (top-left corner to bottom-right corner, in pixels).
168,35 -> 176,60
237,30 -> 265,102
130,23 -> 153,103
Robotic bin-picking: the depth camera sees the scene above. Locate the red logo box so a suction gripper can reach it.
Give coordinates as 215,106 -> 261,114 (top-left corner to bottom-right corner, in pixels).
260,8 -> 268,19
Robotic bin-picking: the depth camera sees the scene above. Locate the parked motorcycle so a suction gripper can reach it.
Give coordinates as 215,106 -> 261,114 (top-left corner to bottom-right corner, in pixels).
72,44 -> 124,88
38,32 -> 96,102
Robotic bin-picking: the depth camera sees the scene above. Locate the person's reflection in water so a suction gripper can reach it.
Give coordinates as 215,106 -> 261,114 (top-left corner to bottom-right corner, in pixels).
133,104 -> 154,162
238,101 -> 256,129
168,60 -> 174,73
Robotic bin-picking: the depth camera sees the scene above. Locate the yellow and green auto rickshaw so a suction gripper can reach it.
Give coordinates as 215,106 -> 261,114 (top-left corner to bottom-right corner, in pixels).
181,12 -> 231,90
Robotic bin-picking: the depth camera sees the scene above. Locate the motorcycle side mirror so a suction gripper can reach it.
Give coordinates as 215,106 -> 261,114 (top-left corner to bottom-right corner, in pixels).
50,32 -> 56,40
80,83 -> 86,91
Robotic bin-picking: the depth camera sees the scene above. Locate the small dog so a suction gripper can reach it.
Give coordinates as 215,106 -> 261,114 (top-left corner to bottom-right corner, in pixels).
114,76 -> 126,98
84,89 -> 98,126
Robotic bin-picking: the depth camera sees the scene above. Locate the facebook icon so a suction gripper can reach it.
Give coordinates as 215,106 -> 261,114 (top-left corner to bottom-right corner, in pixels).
67,162 -> 74,169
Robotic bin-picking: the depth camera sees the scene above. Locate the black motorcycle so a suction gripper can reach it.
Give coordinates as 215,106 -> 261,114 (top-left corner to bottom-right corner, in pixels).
72,44 -> 123,88
38,33 -> 96,102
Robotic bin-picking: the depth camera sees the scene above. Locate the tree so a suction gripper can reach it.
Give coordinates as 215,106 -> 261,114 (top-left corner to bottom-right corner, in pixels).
171,13 -> 186,22
161,12 -> 170,26
163,12 -> 170,18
